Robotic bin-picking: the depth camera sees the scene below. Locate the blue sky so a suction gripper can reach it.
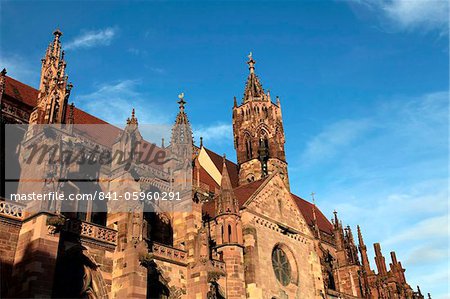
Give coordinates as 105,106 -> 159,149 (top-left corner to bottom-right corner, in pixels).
1,0 -> 448,297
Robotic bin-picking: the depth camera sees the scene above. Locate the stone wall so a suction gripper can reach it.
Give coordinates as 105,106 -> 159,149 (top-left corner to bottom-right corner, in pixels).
0,212 -> 22,297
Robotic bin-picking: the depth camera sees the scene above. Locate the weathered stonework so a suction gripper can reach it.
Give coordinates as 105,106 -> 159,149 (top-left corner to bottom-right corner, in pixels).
0,31 -> 425,299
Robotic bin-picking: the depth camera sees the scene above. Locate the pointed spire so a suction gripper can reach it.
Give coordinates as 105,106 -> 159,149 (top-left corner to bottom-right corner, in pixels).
220,154 -> 233,190
357,225 -> 372,278
200,136 -> 203,148
243,53 -> 265,103
247,52 -> 255,74
51,28 -> 63,58
233,96 -> 237,108
175,92 -> 189,125
171,92 -> 192,153
31,29 -> 70,124
357,225 -> 365,246
127,108 -> 138,125
276,95 -> 281,106
333,210 -> 339,226
178,92 -> 186,111
311,192 -> 320,239
216,154 -> 238,216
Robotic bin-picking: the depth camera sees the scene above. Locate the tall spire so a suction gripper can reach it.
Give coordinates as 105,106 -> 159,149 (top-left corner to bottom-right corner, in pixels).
311,192 -> 320,239
174,92 -> 189,125
243,53 -> 266,103
357,225 -> 372,274
171,92 -> 192,158
344,226 -> 359,265
247,52 -> 255,74
30,29 -> 72,124
216,154 -> 239,216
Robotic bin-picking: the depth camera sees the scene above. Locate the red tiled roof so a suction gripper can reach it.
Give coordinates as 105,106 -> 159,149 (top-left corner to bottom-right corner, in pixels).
202,177 -> 267,218
203,148 -> 239,188
3,76 -> 164,162
233,177 -> 267,207
193,162 -> 219,193
291,193 -> 333,234
4,76 -> 39,107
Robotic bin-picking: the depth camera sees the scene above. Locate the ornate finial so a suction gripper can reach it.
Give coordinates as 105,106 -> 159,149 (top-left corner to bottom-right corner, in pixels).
53,28 -> 62,37
1,68 -> 6,76
161,137 -> 165,148
233,96 -> 237,107
310,192 -> 316,203
247,52 -> 256,74
276,95 -> 280,106
200,136 -> 203,148
127,108 -> 138,125
222,153 -> 226,162
333,210 -> 339,225
178,92 -> 186,110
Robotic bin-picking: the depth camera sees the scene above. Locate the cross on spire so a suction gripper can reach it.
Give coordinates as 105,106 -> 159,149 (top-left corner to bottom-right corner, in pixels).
247,51 -> 256,74
178,92 -> 186,111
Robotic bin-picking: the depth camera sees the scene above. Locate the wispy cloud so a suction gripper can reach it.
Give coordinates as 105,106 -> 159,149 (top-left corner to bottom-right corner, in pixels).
75,79 -> 170,126
193,123 -> 232,146
66,27 -> 117,50
382,0 -> 448,32
296,90 -> 448,297
300,119 -> 373,166
350,0 -> 448,33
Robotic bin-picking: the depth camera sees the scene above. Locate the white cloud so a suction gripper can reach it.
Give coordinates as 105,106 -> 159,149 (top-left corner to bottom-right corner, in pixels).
193,123 -> 233,145
383,215 -> 448,245
65,28 -> 117,50
350,0 -> 448,33
382,0 -> 448,31
300,119 -> 373,165
75,79 -> 170,126
296,90 -> 448,297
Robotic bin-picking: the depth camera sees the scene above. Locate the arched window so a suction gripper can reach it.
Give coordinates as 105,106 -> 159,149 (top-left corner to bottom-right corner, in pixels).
228,224 -> 232,243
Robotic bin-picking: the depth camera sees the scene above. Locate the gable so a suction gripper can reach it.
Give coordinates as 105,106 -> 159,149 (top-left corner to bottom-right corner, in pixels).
243,174 -> 312,236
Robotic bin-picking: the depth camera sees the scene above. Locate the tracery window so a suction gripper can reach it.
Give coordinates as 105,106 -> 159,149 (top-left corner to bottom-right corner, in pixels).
272,246 -> 292,286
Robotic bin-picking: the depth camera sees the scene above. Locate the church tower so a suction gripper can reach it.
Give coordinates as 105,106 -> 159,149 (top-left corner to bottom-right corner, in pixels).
29,29 -> 72,124
232,53 -> 289,189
